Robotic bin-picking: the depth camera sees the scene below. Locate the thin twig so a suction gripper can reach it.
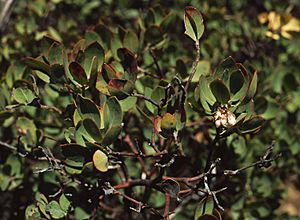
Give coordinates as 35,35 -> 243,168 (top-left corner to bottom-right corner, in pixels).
149,49 -> 163,78
130,92 -> 160,109
40,104 -> 62,114
184,41 -> 200,92
223,153 -> 281,176
124,135 -> 149,176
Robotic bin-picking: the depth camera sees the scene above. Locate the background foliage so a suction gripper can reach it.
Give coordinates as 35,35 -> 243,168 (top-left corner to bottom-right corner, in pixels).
0,0 -> 300,219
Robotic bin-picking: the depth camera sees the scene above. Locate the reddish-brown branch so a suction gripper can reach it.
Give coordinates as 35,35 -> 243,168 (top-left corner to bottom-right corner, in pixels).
113,179 -> 153,190
164,193 -> 171,220
124,135 -> 149,176
162,172 -> 206,183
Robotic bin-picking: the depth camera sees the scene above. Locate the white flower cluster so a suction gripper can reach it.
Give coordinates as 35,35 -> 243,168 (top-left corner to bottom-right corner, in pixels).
213,106 -> 236,128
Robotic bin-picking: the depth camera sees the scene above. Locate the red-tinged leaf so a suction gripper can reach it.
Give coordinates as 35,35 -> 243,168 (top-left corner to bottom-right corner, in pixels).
117,48 -> 138,76
69,61 -> 87,85
153,116 -> 162,134
108,79 -> 126,90
101,63 -> 118,82
184,6 -> 204,42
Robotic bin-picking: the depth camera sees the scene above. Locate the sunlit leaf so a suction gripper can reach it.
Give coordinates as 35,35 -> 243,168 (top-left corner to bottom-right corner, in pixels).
46,201 -> 65,219
93,150 -> 108,172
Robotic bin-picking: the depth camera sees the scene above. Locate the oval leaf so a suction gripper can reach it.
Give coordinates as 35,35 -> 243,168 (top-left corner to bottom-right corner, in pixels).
69,61 -> 87,85
123,30 -> 139,53
184,6 -> 204,42
84,41 -> 104,78
93,150 -> 108,172
210,79 -> 230,104
46,201 -> 65,219
13,88 -> 36,105
239,116 -> 265,134
76,94 -> 101,127
246,71 -> 258,100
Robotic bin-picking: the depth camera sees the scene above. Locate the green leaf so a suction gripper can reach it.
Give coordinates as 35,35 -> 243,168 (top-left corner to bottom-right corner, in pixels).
111,35 -> 123,59
36,192 -> 50,219
103,96 -> 123,129
199,75 -> 216,112
46,201 -> 66,219
24,57 -> 50,75
123,30 -> 139,53
47,26 -> 62,42
144,25 -> 163,45
64,156 -> 84,174
161,113 -> 176,134
210,79 -> 230,104
76,94 -> 101,127
101,63 -> 118,81
16,117 -> 37,148
93,150 -> 108,172
84,41 -> 104,78
69,61 -> 87,85
82,118 -> 102,142
194,197 -> 214,220
246,71 -> 258,100
59,194 -> 70,212
25,204 -> 41,220
61,143 -> 91,160
230,70 -> 249,102
192,60 -> 210,82
119,96 -> 137,112
74,207 -> 90,220
48,42 -> 64,64
184,6 -> 204,42
13,88 -> 36,105
75,120 -> 96,146
214,56 -> 239,82
35,70 -> 50,83
63,49 -> 79,86
239,116 -> 265,134
0,111 -> 12,123
101,125 -> 122,146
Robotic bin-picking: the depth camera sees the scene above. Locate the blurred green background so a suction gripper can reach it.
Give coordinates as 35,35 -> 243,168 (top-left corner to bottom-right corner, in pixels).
0,0 -> 300,219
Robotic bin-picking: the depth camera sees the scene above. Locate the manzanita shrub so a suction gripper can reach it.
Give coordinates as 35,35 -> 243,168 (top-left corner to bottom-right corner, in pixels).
2,2 -> 298,220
